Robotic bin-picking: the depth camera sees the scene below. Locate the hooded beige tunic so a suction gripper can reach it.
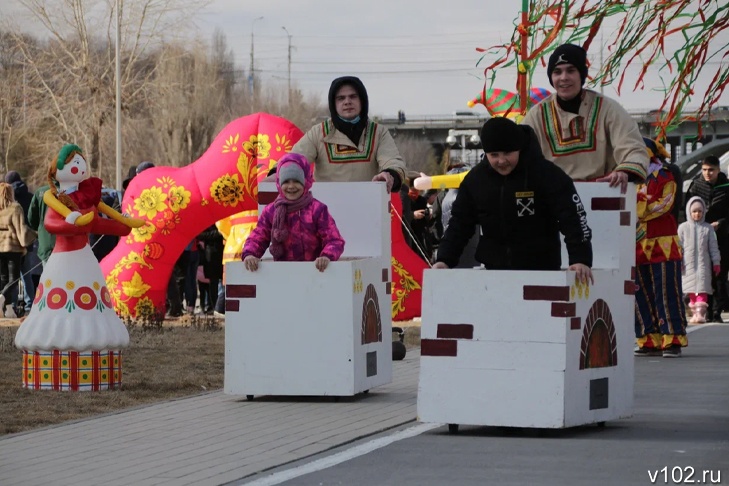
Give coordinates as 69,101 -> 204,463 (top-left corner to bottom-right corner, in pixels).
522,89 -> 648,181
292,119 -> 406,184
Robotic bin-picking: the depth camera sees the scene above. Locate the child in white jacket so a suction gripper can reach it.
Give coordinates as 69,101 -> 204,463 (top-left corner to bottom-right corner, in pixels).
678,196 -> 721,323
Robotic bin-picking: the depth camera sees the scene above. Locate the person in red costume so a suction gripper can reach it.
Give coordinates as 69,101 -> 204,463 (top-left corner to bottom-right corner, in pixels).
15,144 -> 145,354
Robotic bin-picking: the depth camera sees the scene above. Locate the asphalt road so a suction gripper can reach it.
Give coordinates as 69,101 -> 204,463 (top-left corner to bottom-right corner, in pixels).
243,325 -> 729,486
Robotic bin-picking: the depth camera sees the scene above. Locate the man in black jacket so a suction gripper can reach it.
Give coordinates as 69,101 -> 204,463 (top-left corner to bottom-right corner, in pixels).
433,117 -> 593,285
685,155 -> 729,322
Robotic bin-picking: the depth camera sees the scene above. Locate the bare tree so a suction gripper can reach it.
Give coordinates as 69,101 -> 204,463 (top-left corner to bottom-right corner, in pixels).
145,39 -> 233,166
393,134 -> 438,180
2,0 -> 207,179
0,31 -> 30,175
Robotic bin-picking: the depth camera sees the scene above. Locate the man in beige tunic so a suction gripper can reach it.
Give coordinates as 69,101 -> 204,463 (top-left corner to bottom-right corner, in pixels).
522,44 -> 648,192
291,76 -> 406,193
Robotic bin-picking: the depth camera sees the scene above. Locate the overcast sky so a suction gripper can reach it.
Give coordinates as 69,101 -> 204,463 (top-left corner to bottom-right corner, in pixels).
3,0 -> 728,118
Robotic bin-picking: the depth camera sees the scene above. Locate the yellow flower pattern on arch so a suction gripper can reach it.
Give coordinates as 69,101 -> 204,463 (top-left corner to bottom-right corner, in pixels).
167,186 -> 191,213
222,134 -> 240,153
391,257 -> 421,318
211,174 -> 245,207
110,123 -> 303,318
129,222 -> 156,244
275,133 -> 294,153
243,134 -> 271,159
135,187 -> 167,219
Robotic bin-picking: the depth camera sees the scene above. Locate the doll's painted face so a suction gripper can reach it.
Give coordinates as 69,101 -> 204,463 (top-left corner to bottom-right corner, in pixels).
56,153 -> 89,184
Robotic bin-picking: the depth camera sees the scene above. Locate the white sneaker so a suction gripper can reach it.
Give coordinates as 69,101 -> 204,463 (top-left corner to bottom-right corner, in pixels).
5,307 -> 17,318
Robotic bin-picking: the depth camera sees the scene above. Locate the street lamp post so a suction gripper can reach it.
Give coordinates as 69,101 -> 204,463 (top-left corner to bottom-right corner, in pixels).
282,26 -> 292,106
445,129 -> 480,166
115,0 -> 122,190
249,16 -> 264,112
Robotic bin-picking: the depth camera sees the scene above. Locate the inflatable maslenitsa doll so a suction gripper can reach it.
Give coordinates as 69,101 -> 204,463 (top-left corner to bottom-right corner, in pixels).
14,144 -> 145,391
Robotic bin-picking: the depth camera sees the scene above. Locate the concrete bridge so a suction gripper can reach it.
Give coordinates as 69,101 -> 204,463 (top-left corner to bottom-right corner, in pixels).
376,108 -> 729,166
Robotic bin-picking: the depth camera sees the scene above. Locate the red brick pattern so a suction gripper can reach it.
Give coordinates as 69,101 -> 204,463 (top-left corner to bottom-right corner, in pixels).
591,197 -> 625,210
421,339 -> 457,357
551,302 -> 576,317
436,324 -> 474,340
624,280 -> 637,295
259,191 -> 277,205
227,284 -> 257,298
620,211 -> 631,226
523,285 -> 570,302
226,299 -> 240,312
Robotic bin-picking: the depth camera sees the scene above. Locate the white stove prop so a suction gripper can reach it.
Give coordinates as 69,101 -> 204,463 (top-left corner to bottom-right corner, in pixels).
418,183 -> 636,430
225,182 -> 392,398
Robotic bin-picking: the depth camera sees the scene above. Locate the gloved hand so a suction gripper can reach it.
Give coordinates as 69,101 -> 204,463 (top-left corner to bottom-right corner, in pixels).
714,265 -> 721,276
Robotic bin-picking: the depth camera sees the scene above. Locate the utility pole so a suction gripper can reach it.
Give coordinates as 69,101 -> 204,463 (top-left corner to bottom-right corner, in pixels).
282,26 -> 292,106
115,0 -> 122,190
249,16 -> 264,112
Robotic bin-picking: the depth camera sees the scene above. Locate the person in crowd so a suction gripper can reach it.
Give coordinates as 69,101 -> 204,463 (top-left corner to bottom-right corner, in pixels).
633,146 -> 687,357
5,171 -> 37,315
678,197 -> 720,327
122,161 -> 155,191
198,224 -> 224,315
433,117 -> 593,285
290,76 -> 406,193
28,182 -> 55,266
196,252 -> 211,314
165,238 -> 198,316
0,182 -> 37,317
399,181 -> 434,262
89,188 -> 123,262
243,153 -> 345,272
644,138 -> 683,221
430,164 -> 481,268
684,155 -> 729,322
166,251 -> 187,318
522,43 -> 649,191
182,238 -> 200,314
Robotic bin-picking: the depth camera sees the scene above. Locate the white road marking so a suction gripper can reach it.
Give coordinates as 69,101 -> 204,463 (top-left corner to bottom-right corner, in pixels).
245,325 -> 722,485
243,422 -> 442,485
687,323 -> 721,333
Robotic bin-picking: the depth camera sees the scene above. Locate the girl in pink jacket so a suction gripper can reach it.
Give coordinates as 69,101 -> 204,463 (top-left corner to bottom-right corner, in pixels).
242,153 -> 345,272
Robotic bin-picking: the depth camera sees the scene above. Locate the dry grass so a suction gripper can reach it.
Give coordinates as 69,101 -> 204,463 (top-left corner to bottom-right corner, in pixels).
0,316 -> 224,436
0,316 -> 421,437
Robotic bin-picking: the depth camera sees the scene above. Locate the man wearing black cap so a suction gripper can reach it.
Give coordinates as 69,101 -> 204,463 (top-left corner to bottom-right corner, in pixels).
685,155 -> 729,322
433,117 -> 593,284
522,43 -> 648,192
122,161 -> 156,191
291,76 -> 406,193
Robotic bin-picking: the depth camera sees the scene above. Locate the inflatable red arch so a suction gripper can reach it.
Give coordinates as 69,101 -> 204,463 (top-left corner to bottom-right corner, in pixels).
100,113 -> 303,317
101,112 -> 428,319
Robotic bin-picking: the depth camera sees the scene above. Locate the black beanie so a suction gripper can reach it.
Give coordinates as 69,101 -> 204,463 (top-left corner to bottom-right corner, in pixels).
547,43 -> 588,87
480,117 -> 526,153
